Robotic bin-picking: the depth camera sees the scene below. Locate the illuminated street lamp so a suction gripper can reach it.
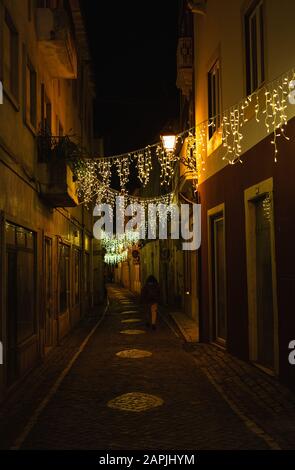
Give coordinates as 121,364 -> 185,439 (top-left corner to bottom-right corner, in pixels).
161,134 -> 177,153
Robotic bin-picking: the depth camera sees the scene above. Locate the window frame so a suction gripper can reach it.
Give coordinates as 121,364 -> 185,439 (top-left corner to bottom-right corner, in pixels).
244,0 -> 265,95
40,83 -> 52,135
3,8 -> 19,107
73,248 -> 81,307
208,59 -> 221,140
5,222 -> 37,347
58,243 -> 70,315
24,54 -> 37,131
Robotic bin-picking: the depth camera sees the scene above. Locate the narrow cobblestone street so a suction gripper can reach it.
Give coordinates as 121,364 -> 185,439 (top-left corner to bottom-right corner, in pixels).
1,286 -> 294,450
1,0 -> 295,463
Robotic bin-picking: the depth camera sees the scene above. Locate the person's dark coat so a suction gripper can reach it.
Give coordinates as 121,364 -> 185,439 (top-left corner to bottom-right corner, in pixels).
140,275 -> 161,304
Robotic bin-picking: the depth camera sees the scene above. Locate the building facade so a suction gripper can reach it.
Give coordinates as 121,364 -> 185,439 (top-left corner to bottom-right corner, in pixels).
176,0 -> 199,330
0,0 -> 95,400
190,0 -> 295,388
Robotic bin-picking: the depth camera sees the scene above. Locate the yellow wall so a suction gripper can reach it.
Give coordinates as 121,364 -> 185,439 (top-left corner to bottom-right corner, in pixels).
194,0 -> 295,183
0,0 -> 95,399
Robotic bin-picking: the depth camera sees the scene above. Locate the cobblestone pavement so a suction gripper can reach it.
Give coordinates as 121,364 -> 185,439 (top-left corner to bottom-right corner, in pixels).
1,286 -> 294,450
0,310 -> 105,450
189,343 -> 295,449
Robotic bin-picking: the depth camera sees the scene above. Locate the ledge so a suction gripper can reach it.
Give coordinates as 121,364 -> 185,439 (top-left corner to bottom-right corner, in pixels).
169,311 -> 199,343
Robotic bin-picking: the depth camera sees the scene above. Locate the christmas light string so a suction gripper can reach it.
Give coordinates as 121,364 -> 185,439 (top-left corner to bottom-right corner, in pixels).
72,67 -> 295,202
189,66 -> 295,176
101,230 -> 140,265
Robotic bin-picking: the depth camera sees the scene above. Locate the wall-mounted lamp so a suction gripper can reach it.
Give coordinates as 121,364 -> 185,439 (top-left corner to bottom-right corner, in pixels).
161,134 -> 177,153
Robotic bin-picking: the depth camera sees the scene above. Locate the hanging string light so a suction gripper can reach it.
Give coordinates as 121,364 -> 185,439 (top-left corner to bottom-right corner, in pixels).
156,144 -> 176,186
97,159 -> 112,188
94,185 -> 174,209
75,160 -> 100,205
262,193 -> 272,222
104,250 -> 128,265
115,157 -> 130,190
135,146 -> 153,186
72,66 -> 295,201
73,127 -> 193,196
101,229 -> 140,265
101,230 -> 140,251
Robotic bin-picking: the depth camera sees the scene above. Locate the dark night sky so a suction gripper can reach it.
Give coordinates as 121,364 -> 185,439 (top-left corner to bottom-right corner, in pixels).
81,0 -> 180,157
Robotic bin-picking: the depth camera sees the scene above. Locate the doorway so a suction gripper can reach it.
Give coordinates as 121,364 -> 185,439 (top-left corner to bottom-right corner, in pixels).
44,238 -> 53,350
208,204 -> 227,346
58,243 -> 70,338
244,178 -> 279,374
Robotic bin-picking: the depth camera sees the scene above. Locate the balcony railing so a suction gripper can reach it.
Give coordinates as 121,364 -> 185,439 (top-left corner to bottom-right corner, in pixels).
37,132 -> 80,207
37,132 -> 80,162
36,7 -> 77,78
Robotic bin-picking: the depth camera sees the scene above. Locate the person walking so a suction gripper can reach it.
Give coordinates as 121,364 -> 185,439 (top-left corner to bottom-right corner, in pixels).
140,275 -> 161,330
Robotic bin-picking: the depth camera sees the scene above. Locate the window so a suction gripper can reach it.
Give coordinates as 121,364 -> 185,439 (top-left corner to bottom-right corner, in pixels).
208,60 -> 221,140
73,249 -> 81,306
245,0 -> 265,94
6,222 -> 36,384
25,58 -> 37,128
56,115 -> 64,136
3,10 -> 19,101
41,84 -> 52,134
59,244 -> 70,314
44,238 -> 53,347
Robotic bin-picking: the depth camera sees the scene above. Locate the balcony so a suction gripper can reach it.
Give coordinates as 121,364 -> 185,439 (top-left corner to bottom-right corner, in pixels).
176,37 -> 193,98
37,134 -> 79,207
36,7 -> 77,78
